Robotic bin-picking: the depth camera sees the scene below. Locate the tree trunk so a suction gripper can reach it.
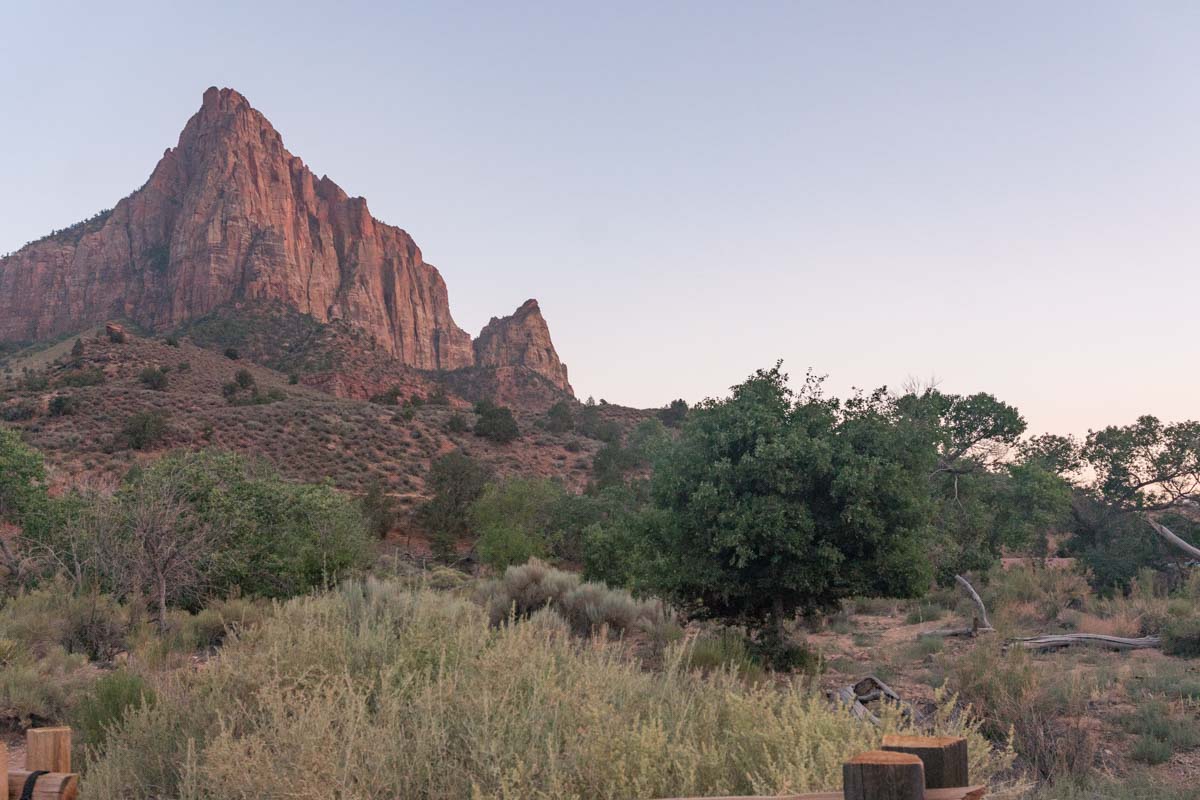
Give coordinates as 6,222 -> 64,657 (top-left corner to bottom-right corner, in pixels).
155,574 -> 169,631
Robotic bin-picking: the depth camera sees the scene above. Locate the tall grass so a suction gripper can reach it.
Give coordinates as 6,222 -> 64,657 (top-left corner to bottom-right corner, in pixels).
85,577 -> 1014,800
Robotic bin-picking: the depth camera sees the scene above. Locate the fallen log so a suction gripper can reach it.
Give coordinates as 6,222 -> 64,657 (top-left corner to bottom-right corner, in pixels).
1010,633 -> 1162,652
654,786 -> 987,800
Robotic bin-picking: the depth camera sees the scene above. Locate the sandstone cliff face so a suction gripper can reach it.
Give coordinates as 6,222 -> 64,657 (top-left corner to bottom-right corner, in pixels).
0,87 -> 474,370
473,299 -> 572,394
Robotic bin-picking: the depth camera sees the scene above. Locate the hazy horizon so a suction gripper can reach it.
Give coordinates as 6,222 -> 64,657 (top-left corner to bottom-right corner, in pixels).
2,1 -> 1197,437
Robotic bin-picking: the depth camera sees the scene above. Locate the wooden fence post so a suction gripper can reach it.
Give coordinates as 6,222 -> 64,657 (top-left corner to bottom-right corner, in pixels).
5,770 -> 79,800
842,750 -> 925,800
25,727 -> 72,773
880,735 -> 968,789
0,744 -> 7,786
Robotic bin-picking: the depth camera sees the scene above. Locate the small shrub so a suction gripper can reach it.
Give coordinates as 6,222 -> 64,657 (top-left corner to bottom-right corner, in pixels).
1130,735 -> 1174,765
684,628 -> 764,680
658,398 -> 689,427
49,394 -> 79,416
369,385 -> 402,406
122,411 -> 169,450
904,601 -> 947,625
71,670 -> 155,748
164,336 -> 179,347
223,347 -> 240,360
1163,616 -> 1200,657
445,413 -> 469,433
288,373 -> 299,385
234,369 -> 255,389
479,558 -> 667,638
2,401 -> 36,421
139,367 -> 168,391
57,368 -> 106,387
21,372 -> 49,391
474,402 -> 519,443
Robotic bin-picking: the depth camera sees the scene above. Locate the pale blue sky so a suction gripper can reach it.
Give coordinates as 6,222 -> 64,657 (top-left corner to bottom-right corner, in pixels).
2,1 -> 1198,436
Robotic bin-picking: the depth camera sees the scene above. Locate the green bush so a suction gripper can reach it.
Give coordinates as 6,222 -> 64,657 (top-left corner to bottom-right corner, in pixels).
473,400 -> 519,443
122,410 -> 169,450
49,394 -> 80,416
369,385 -> 402,405
223,347 -> 240,360
0,586 -> 128,661
445,413 -> 469,433
419,451 -> 493,558
1163,616 -> 1200,657
544,400 -> 574,433
57,368 -> 106,387
658,398 -> 689,427
234,369 -> 255,389
71,670 -> 155,748
2,401 -> 36,421
123,450 -> 374,600
21,372 -> 50,391
138,367 -> 168,391
1130,736 -> 1173,765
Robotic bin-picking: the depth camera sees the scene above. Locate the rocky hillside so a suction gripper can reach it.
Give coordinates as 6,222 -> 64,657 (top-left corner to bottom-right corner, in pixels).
0,329 -> 645,520
0,87 -> 572,397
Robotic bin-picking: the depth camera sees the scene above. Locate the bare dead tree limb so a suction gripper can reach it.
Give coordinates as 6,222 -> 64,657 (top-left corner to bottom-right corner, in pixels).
922,574 -> 995,638
1145,516 -> 1200,560
954,574 -> 992,630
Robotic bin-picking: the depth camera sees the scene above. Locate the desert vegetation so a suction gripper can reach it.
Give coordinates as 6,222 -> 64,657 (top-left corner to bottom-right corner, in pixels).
1,354 -> 1199,797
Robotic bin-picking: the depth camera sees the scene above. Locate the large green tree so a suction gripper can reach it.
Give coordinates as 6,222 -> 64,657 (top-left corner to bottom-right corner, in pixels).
640,365 -> 938,634
1078,416 -> 1200,561
897,389 -> 1071,579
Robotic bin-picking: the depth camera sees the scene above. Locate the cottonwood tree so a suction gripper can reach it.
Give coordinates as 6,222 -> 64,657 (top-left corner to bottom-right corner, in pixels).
1080,416 -> 1200,559
897,389 -> 1071,579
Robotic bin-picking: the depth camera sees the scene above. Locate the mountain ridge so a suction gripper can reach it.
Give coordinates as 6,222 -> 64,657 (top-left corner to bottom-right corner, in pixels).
0,87 -> 572,395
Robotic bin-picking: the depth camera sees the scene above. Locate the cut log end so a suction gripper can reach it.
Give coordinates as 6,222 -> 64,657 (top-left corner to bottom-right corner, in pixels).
843,750 -> 926,800
881,734 -> 969,790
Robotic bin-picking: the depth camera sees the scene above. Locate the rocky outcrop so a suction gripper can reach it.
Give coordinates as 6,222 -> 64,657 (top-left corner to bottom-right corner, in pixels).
0,87 -> 474,370
473,300 -> 572,394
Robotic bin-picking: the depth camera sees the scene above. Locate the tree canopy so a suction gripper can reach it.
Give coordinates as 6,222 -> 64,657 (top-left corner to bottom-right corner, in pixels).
640,365 -> 938,629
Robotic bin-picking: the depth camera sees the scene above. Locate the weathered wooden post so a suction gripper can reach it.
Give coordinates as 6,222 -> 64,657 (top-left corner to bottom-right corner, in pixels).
881,735 -> 969,790
5,770 -> 79,800
8,727 -> 78,800
25,728 -> 71,773
842,750 -> 926,800
0,744 -> 7,787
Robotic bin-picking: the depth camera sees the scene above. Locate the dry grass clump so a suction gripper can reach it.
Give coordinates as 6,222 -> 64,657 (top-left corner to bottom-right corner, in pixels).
478,558 -> 669,637
984,566 -> 1091,626
83,578 -> 1014,800
946,640 -> 1103,781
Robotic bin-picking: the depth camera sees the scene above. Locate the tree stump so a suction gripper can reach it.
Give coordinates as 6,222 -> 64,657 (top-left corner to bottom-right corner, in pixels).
843,750 -> 925,800
881,735 -> 969,789
25,728 -> 71,773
